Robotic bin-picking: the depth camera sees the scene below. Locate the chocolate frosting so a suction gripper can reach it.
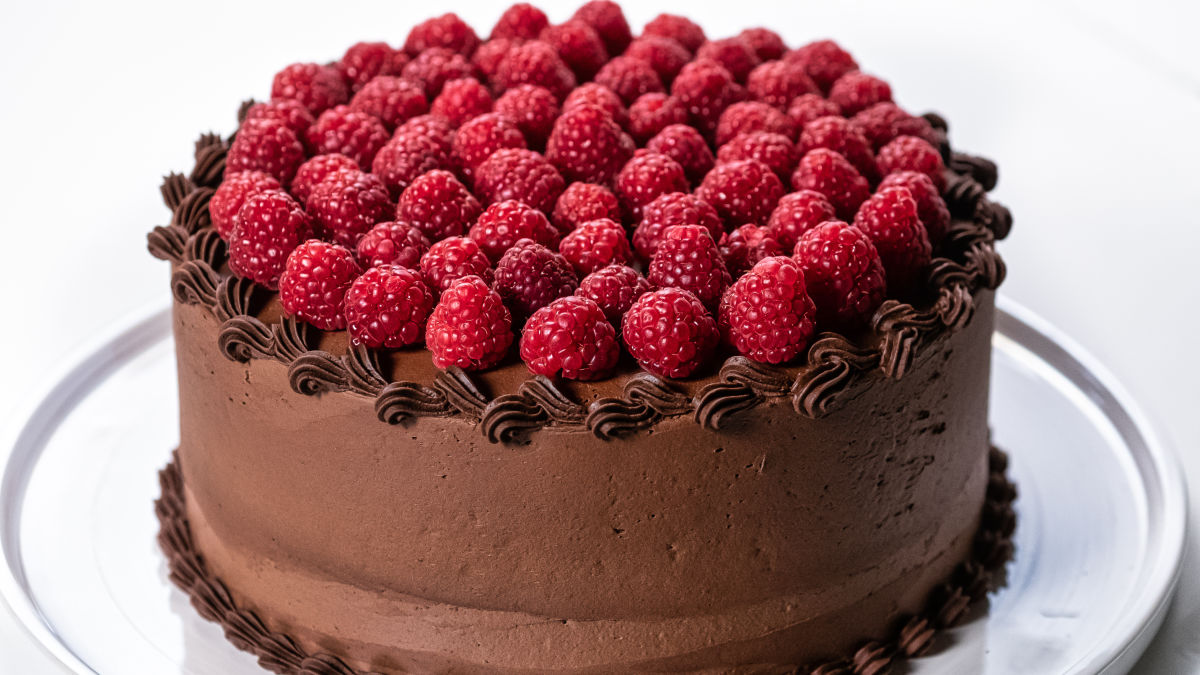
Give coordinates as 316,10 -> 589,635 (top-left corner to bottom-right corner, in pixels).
586,372 -> 690,438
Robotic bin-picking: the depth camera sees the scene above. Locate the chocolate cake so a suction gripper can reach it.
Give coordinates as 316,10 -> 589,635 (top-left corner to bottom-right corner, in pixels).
148,4 -> 1016,673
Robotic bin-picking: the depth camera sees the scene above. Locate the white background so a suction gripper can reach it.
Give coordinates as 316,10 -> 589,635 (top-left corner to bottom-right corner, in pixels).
1,0 -> 1198,671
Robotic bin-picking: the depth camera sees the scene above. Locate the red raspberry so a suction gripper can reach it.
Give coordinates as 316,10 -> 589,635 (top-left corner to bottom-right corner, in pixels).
242,99 -> 314,138
647,224 -> 732,307
850,102 -> 937,150
290,153 -> 358,205
494,85 -> 560,146
718,256 -> 815,364
852,186 -> 932,293
348,76 -> 429,131
877,135 -> 947,192
450,112 -> 527,181
878,171 -> 950,244
785,40 -> 858,93
563,83 -> 628,127
520,295 -> 619,380
593,56 -> 665,105
271,63 -> 349,115
719,223 -> 785,275
371,133 -> 449,198
558,218 -> 633,275
716,101 -> 796,146
394,114 -> 456,151
395,169 -> 482,239
228,190 -> 312,288
766,189 -> 838,249
738,28 -> 787,61
430,77 -> 493,126
572,1 -> 633,56
420,236 -> 494,291
645,123 -> 715,183
426,276 -> 514,370
552,182 -> 621,233
402,48 -> 477,97
344,264 -> 435,347
671,59 -> 744,137
306,105 -> 390,170
492,3 -> 549,40
797,114 -> 878,181
622,288 -> 719,378
633,192 -> 724,261
473,148 -> 565,213
696,159 -> 785,226
540,20 -> 608,80
356,220 -> 431,269
493,238 -> 579,317
472,38 -> 521,80
576,264 -> 652,322
791,149 -> 870,220
546,103 -> 635,185
623,35 -> 690,85
468,199 -> 560,261
696,38 -> 761,83
337,42 -> 405,92
495,41 -> 577,100
787,93 -> 842,128
305,170 -> 392,247
404,13 -> 480,57
614,151 -> 689,220
746,61 -> 819,111
717,132 -> 799,183
210,171 -> 281,240
227,118 -> 306,183
627,93 -> 688,144
278,240 -> 362,330
828,71 -> 892,116
643,14 -> 706,53
793,220 -> 886,328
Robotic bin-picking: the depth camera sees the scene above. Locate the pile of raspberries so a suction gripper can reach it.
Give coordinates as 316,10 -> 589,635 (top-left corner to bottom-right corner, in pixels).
211,1 -> 952,381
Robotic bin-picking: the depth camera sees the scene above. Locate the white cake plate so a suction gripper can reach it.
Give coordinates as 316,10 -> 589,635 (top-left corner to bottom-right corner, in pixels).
0,297 -> 1186,675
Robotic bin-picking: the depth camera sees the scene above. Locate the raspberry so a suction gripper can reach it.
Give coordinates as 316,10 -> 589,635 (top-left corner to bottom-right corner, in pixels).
395,169 -> 482,239
271,63 -> 349,115
289,153 -> 358,205
716,101 -> 796,146
450,112 -> 526,181
520,294 -> 620,380
426,276 -> 514,370
643,14 -> 706,53
647,224 -> 732,307
493,239 -> 579,317
719,223 -> 785,275
404,13 -> 481,57
394,114 -> 456,151
473,148 -> 565,213
210,171 -> 282,240
495,40 -> 577,100
633,192 -> 724,261
546,103 -> 635,185
344,264 -> 435,347
671,59 -> 743,137
828,71 -> 892,116
227,118 -> 306,183
738,28 -> 787,61
558,218 -> 633,275
468,199 -> 560,261
717,131 -> 798,183
306,105 -> 390,170
420,236 -> 494,291
337,42 -> 405,92
644,124 -> 715,183
576,264 -> 652,322
793,220 -> 886,328
278,240 -> 362,330
746,61 -> 819,110
785,40 -> 859,93
552,182 -> 621,233
472,38 -> 521,81
718,256 -> 815,364
242,99 -> 315,138
540,20 -> 608,80
623,35 -> 690,85
622,288 -> 719,378
852,186 -> 932,293
696,38 -> 761,83
614,151 -> 689,220
797,114 -> 878,181
787,93 -> 842,128
850,102 -> 937,150
228,190 -> 312,288
563,83 -> 629,127
494,85 -> 560,146
305,170 -> 392,247
877,135 -> 947,192
766,189 -> 838,249
356,220 -> 431,269
492,3 -> 549,40
402,48 -> 477,97
371,133 -> 449,198
627,93 -> 688,144
593,56 -> 665,105
572,1 -> 633,56
348,76 -> 429,131
696,159 -> 785,226
878,171 -> 950,244
430,77 -> 493,126
791,148 -> 871,220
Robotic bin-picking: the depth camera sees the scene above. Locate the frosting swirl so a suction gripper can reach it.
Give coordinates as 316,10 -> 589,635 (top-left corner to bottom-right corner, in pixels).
171,259 -> 220,306
375,381 -> 451,424
147,224 -> 188,263
170,186 -> 215,234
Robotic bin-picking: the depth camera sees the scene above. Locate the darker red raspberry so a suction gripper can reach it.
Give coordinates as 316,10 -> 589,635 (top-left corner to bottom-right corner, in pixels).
394,114 -> 456,151
671,59 -> 743,137
719,223 -> 785,275
593,56 -> 665,105
426,276 -> 514,370
850,102 -> 937,150
306,170 -> 392,247
622,288 -> 719,378
546,103 -> 635,185
766,189 -> 838,249
278,240 -> 362,330
227,117 -> 306,183
356,220 -> 431,269
396,169 -> 482,239
337,42 -> 406,92
697,159 -> 785,226
828,71 -> 892,116
852,186 -> 932,293
791,148 -> 871,220
271,63 -> 349,114
348,76 -> 429,131
738,28 -> 787,61
716,101 -> 796,146
717,131 -> 799,183
552,182 -> 621,233
468,199 -> 560,261
787,93 -> 842,128
404,13 -> 480,57
450,112 -> 526,181
558,218 -> 633,275
495,40 -> 577,100
877,135 -> 947,192
633,192 -> 724,261
797,114 -> 878,181
696,38 -> 761,83
493,239 -> 579,317
576,264 -> 652,322
878,171 -> 950,244
473,148 -> 565,213
793,220 -> 886,327
627,93 -> 688,143
746,60 -> 819,110
420,236 -> 494,291
242,99 -> 314,138
563,83 -> 628,127
494,85 -> 560,146
472,38 -> 520,81
210,171 -> 282,240
228,190 -> 312,288
430,77 -> 493,126
645,123 -> 715,183
785,40 -> 858,93
643,14 -> 706,53
572,0 -> 633,56
402,48 -> 478,97
540,20 -> 608,80
306,105 -> 390,170
290,153 -> 358,205
623,35 -> 690,85
371,133 -> 450,198
344,264 -> 435,347
719,256 -> 815,364
520,295 -> 619,380
648,224 -> 732,307
492,3 -> 549,40
615,150 -> 689,219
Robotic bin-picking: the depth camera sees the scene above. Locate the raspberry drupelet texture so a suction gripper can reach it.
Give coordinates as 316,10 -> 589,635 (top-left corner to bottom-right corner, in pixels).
278,240 -> 363,331
852,186 -> 932,294
404,13 -> 481,57
738,27 -> 787,61
472,38 -> 520,81
793,219 -> 887,328
519,295 -> 620,380
877,135 -> 948,191
558,217 -> 634,275
593,56 -> 665,105
787,93 -> 842,129
615,151 -> 689,220
671,59 -> 744,137
494,41 -> 577,100
306,105 -> 391,170
468,199 -> 560,261
242,99 -> 315,138
746,61 -> 820,111
228,190 -> 313,289
450,112 -> 527,181
344,264 -> 435,348
627,93 -> 689,143
227,117 -> 306,184
394,114 -> 456,151
645,123 -> 715,183
719,255 -> 816,364
719,224 -> 785,276
552,182 -> 621,233
715,101 -> 797,146
850,102 -> 937,151
371,132 -> 450,199
305,169 -> 392,248
546,103 -> 635,185
210,171 -> 282,240
622,288 -> 720,378
643,14 -> 707,53
828,71 -> 893,116
425,276 -> 514,371
563,83 -> 629,127
647,224 -> 732,308
878,170 -> 951,245
633,191 -> 725,262
540,19 -> 608,80
493,238 -> 580,318
623,36 -> 691,85
395,169 -> 482,240
472,148 -> 566,213
717,131 -> 799,183
797,114 -> 879,182
491,3 -> 550,40
402,48 -> 478,97
356,220 -> 431,269
572,1 -> 633,55
791,148 -> 871,220
696,159 -> 785,226
494,85 -> 560,147
785,40 -> 859,93
696,37 -> 762,83
430,77 -> 494,126
576,264 -> 652,323
290,153 -> 360,205
271,62 -> 349,115
420,236 -> 494,291
766,189 -> 838,249
337,42 -> 406,92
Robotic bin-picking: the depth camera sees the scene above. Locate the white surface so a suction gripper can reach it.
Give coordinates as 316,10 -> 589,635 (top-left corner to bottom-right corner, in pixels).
0,0 -> 1197,671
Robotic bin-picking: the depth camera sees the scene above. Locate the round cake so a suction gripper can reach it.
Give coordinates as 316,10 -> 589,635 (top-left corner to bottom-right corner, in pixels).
149,4 -> 1016,673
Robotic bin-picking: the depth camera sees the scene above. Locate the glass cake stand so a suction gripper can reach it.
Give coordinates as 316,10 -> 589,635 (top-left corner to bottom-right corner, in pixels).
0,297 -> 1186,675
